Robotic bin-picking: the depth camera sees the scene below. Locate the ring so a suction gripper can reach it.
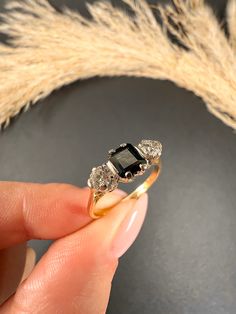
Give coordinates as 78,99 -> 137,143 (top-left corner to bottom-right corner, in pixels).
87,140 -> 162,219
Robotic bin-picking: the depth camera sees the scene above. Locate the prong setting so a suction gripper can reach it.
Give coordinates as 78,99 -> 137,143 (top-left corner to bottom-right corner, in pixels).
125,171 -> 133,180
139,163 -> 147,173
109,143 -> 146,180
108,149 -> 116,156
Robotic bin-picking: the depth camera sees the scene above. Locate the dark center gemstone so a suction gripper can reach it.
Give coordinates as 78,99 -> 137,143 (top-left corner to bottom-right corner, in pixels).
109,143 -> 146,178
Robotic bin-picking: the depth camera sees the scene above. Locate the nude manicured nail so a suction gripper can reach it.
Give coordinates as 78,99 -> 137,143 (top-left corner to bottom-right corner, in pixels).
112,189 -> 127,197
110,194 -> 148,258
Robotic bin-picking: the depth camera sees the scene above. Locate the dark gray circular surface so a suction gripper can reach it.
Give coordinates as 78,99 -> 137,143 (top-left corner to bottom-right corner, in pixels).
0,1 -> 235,314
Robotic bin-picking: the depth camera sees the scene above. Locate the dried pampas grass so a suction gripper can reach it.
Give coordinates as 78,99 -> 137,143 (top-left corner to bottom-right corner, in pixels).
0,0 -> 236,129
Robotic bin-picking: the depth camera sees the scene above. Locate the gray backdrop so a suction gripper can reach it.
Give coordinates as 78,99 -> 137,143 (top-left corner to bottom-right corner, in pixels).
1,0 -> 236,313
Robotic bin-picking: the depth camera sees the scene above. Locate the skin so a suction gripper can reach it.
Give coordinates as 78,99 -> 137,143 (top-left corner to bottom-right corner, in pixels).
0,182 -> 148,314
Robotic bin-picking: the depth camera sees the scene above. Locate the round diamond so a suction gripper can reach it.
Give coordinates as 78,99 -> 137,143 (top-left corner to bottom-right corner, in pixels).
89,164 -> 118,192
138,140 -> 162,161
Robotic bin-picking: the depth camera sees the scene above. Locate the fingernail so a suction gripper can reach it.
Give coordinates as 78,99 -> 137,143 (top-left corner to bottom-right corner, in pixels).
112,189 -> 127,197
95,189 -> 127,211
110,194 -> 148,258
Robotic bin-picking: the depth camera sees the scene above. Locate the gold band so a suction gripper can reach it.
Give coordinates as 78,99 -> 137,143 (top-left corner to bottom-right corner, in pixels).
88,159 -> 162,219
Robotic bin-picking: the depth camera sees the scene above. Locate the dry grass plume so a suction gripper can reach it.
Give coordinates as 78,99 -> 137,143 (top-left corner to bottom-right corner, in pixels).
0,0 -> 236,129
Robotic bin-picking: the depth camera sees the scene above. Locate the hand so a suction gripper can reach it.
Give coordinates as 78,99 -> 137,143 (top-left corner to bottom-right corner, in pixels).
0,182 -> 148,314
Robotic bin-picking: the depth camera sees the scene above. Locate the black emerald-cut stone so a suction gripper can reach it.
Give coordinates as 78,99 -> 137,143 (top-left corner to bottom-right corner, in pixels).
109,143 -> 146,179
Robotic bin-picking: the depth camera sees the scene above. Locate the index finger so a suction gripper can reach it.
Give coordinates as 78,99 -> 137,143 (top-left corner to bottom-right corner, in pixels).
0,182 -> 91,249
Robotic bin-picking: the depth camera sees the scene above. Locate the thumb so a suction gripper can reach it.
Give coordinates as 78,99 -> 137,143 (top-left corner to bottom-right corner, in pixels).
1,193 -> 148,314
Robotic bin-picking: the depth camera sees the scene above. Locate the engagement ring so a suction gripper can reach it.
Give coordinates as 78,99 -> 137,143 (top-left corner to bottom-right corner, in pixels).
88,140 -> 162,218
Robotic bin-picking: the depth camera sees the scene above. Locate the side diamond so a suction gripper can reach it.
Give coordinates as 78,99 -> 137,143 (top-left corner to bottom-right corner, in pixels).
138,140 -> 162,161
88,164 -> 118,192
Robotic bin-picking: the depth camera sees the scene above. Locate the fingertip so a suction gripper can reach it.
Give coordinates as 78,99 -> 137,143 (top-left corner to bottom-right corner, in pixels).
110,193 -> 148,258
85,193 -> 148,258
